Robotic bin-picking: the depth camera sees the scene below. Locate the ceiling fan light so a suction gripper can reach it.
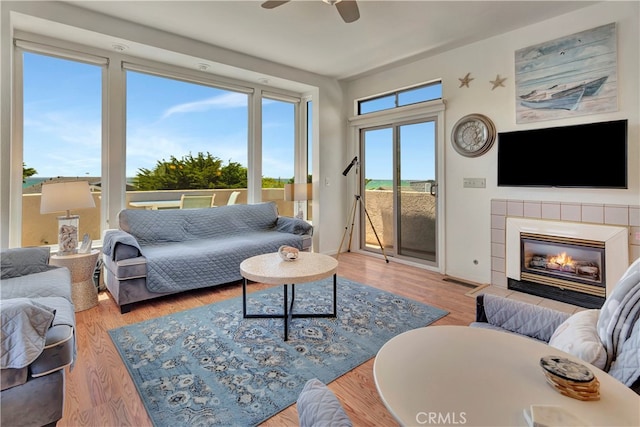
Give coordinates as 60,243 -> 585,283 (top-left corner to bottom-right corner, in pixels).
322,0 -> 341,5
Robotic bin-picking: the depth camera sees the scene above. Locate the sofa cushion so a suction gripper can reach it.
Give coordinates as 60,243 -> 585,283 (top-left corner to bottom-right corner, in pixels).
597,257 -> 640,370
142,230 -> 304,293
0,247 -> 53,280
0,268 -> 72,301
118,202 -> 280,245
549,309 -> 607,369
297,378 -> 352,427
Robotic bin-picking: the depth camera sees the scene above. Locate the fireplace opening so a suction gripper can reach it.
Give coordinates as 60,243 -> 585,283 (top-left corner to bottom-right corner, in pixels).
509,233 -> 606,308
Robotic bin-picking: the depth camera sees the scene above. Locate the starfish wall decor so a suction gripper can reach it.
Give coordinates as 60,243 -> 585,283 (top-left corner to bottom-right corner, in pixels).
458,72 -> 474,88
490,74 -> 507,90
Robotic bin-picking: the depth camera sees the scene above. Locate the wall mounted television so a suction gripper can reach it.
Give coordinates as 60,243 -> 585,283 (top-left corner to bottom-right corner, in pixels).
497,119 -> 628,188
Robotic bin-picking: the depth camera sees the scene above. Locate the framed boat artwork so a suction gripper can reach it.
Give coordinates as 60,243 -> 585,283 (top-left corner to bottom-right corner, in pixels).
515,23 -> 617,124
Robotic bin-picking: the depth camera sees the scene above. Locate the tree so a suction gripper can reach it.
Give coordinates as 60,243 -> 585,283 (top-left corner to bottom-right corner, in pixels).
22,163 -> 37,183
133,152 -> 247,190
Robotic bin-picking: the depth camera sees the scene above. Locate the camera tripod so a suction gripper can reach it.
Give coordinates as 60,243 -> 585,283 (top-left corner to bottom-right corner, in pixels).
337,194 -> 389,263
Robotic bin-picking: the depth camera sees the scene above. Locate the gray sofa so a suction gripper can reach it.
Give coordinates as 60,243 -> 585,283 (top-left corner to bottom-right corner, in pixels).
102,202 -> 313,313
1,247 -> 76,427
471,257 -> 640,394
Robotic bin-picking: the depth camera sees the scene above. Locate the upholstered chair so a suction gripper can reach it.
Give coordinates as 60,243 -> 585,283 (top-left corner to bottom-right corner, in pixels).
471,257 -> 640,394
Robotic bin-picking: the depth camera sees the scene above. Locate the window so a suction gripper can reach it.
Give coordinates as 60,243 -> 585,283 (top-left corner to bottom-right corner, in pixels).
357,81 -> 442,115
11,38 -> 312,248
126,70 -> 249,205
21,51 -> 103,247
262,96 -> 296,213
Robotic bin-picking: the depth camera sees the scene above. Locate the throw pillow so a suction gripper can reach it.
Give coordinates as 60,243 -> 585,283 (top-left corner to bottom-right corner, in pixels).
549,309 -> 607,369
297,378 -> 352,427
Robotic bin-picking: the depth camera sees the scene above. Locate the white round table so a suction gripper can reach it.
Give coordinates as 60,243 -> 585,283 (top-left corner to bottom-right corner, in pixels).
240,252 -> 338,341
374,325 -> 640,427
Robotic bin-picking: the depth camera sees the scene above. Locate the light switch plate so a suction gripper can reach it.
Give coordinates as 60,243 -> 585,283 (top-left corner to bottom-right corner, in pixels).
463,177 -> 486,188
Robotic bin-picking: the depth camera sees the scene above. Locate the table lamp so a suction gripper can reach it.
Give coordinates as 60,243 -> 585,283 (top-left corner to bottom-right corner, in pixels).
40,181 -> 95,255
284,183 -> 312,219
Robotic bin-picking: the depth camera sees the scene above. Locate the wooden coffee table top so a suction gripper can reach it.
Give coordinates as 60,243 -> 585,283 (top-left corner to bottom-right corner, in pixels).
240,252 -> 338,285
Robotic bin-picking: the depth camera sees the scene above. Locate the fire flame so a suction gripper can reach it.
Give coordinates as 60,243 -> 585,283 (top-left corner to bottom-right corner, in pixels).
549,252 -> 574,267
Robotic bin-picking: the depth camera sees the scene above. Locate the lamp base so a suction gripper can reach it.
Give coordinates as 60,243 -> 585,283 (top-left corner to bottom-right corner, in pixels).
57,215 -> 79,256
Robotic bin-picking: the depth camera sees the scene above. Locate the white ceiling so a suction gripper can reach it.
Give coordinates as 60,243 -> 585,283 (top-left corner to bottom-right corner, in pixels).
30,1 -> 596,81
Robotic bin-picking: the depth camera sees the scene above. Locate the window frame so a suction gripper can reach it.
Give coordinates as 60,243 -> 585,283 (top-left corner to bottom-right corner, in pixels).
11,40 -> 108,248
356,80 -> 442,116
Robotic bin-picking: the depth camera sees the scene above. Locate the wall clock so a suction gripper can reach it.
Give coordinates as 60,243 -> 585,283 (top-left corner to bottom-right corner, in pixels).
451,113 -> 496,157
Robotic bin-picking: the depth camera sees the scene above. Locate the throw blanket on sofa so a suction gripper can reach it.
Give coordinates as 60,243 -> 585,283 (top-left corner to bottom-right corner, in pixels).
0,298 -> 55,369
112,203 -> 311,294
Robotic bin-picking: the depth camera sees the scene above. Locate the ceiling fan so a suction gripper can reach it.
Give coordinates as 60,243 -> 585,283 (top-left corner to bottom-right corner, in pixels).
261,0 -> 360,24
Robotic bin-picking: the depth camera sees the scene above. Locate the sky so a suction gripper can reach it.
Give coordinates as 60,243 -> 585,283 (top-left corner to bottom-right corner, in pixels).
23,51 -> 436,183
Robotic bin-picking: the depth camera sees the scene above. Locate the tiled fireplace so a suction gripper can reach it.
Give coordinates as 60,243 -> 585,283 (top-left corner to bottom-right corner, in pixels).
491,199 -> 640,308
505,218 -> 628,308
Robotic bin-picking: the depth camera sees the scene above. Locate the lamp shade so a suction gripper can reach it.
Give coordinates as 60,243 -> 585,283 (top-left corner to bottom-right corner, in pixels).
40,181 -> 96,215
284,183 -> 312,202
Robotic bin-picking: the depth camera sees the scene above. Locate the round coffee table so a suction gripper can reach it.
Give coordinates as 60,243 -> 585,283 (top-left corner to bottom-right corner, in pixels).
374,325 -> 640,426
239,252 -> 338,341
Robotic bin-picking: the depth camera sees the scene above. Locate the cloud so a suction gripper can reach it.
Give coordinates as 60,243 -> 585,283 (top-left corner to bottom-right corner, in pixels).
162,92 -> 248,119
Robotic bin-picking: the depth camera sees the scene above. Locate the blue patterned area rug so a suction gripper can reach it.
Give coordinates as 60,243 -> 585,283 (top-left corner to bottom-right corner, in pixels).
108,277 -> 448,427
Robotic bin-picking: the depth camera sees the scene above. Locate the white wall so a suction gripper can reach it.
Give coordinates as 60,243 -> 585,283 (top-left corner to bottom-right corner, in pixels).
345,2 -> 639,284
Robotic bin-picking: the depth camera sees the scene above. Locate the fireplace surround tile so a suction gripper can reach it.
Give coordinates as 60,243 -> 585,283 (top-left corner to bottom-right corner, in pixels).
491,243 -> 504,259
491,256 -> 505,273
491,228 -> 505,245
582,204 -> 605,224
630,207 -> 640,227
507,200 -> 524,217
491,215 -> 505,230
491,199 -> 507,215
604,205 -> 629,225
523,201 -> 542,218
541,202 -> 561,219
491,271 -> 508,288
560,203 -> 582,222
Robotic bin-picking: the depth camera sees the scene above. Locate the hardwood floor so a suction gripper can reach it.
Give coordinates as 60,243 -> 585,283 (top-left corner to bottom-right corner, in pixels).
60,252 -> 477,426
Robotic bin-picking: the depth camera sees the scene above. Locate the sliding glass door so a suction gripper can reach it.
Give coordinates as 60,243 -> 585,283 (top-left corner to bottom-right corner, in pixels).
361,119 -> 438,263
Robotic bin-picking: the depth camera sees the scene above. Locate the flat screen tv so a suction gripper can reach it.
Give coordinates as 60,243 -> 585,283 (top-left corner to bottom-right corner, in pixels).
497,119 -> 627,188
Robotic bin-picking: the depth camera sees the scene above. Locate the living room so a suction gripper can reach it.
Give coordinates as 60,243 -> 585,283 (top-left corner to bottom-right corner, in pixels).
1,1 -> 639,426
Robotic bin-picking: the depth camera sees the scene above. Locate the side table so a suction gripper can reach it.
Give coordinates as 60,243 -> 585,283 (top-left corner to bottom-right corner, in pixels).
50,249 -> 100,312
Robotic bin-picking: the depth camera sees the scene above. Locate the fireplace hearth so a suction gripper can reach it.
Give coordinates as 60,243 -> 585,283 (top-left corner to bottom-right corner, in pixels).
508,278 -> 605,308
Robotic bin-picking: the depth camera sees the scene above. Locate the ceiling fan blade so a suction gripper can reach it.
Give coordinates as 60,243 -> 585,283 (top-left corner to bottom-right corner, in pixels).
261,0 -> 290,9
336,0 -> 360,23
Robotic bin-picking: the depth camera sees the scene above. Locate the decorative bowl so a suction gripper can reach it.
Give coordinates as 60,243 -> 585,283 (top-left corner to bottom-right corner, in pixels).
278,245 -> 299,261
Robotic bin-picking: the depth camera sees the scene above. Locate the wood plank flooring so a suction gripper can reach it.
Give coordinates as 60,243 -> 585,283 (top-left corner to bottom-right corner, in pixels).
60,252 -> 476,426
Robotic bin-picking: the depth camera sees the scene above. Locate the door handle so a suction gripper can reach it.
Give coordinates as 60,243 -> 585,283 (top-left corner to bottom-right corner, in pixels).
430,182 -> 437,197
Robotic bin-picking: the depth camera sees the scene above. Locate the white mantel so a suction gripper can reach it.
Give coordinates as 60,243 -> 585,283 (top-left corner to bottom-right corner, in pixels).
505,218 -> 629,296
